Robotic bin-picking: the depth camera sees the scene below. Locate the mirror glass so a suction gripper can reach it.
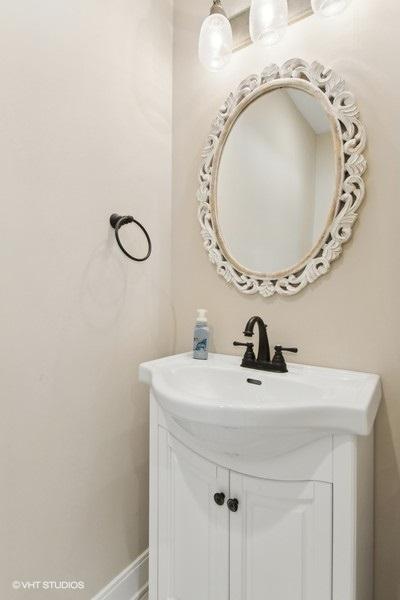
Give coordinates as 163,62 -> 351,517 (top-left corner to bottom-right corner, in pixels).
216,87 -> 337,275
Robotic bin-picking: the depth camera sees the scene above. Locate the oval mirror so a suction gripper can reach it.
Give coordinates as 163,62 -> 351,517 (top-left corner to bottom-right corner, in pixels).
198,59 -> 367,297
217,86 -> 337,276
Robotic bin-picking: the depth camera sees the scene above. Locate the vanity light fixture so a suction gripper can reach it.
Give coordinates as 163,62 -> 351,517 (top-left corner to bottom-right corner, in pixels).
198,0 -> 233,72
250,0 -> 288,46
199,0 -> 354,70
311,0 -> 352,17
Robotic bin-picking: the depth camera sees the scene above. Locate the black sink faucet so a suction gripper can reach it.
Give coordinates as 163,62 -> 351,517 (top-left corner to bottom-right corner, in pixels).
244,315 -> 271,363
234,316 -> 298,373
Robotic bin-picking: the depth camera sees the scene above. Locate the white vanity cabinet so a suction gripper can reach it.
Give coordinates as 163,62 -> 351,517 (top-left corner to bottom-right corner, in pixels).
157,426 -> 332,600
141,353 -> 381,600
229,474 -> 332,600
149,397 -> 374,600
157,428 -> 229,600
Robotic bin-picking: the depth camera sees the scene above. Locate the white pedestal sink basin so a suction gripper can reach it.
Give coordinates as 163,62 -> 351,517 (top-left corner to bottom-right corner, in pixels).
139,352 -> 381,457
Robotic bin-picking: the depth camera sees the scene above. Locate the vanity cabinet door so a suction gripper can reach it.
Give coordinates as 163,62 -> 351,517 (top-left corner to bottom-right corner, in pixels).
158,430 -> 229,600
229,473 -> 332,600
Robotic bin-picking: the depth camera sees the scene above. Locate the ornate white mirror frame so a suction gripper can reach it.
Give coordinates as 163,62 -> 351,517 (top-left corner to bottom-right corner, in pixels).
197,58 -> 367,297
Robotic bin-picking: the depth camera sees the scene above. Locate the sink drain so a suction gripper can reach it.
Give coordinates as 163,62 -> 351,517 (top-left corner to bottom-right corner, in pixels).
247,378 -> 262,386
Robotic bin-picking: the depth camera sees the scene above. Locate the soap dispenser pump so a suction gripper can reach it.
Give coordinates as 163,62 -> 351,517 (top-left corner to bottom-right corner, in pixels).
193,309 -> 209,360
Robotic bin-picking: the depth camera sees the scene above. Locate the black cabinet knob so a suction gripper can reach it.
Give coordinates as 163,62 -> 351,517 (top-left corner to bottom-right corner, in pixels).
227,498 -> 239,512
214,492 -> 226,506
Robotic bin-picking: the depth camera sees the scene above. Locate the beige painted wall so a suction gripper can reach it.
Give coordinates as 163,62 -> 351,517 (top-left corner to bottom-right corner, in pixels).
172,1 -> 400,598
0,1 -> 173,598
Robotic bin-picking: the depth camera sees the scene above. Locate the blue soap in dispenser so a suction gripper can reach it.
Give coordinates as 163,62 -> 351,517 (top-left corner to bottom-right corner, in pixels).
193,309 -> 209,360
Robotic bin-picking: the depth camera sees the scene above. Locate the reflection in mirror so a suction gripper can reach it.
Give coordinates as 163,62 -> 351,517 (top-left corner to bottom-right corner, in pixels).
217,87 -> 336,275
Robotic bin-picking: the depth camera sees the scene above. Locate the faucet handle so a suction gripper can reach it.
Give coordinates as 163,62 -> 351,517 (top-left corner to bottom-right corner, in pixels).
272,346 -> 298,373
233,341 -> 255,363
274,346 -> 298,354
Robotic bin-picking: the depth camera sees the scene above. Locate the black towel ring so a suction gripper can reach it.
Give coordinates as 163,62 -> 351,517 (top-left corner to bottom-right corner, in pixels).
110,213 -> 152,262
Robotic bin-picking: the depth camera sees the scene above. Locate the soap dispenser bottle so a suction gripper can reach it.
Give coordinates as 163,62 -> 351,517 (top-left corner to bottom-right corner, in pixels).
193,309 -> 209,360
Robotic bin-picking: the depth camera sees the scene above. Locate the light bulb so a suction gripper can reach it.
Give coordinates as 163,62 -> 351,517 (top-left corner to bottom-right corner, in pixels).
199,2 -> 233,72
250,0 -> 288,46
311,0 -> 352,17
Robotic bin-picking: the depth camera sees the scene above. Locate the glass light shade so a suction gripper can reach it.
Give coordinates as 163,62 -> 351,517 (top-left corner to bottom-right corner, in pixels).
311,0 -> 352,17
198,13 -> 233,72
250,0 -> 288,46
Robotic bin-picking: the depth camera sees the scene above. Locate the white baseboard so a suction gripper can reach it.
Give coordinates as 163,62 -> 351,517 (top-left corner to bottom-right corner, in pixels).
92,549 -> 148,600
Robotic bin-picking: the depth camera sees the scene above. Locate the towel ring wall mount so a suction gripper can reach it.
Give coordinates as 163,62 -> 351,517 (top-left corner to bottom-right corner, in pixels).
110,213 -> 152,262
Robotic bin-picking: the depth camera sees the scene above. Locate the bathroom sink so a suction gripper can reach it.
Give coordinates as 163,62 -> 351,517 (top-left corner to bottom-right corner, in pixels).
139,353 -> 381,455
